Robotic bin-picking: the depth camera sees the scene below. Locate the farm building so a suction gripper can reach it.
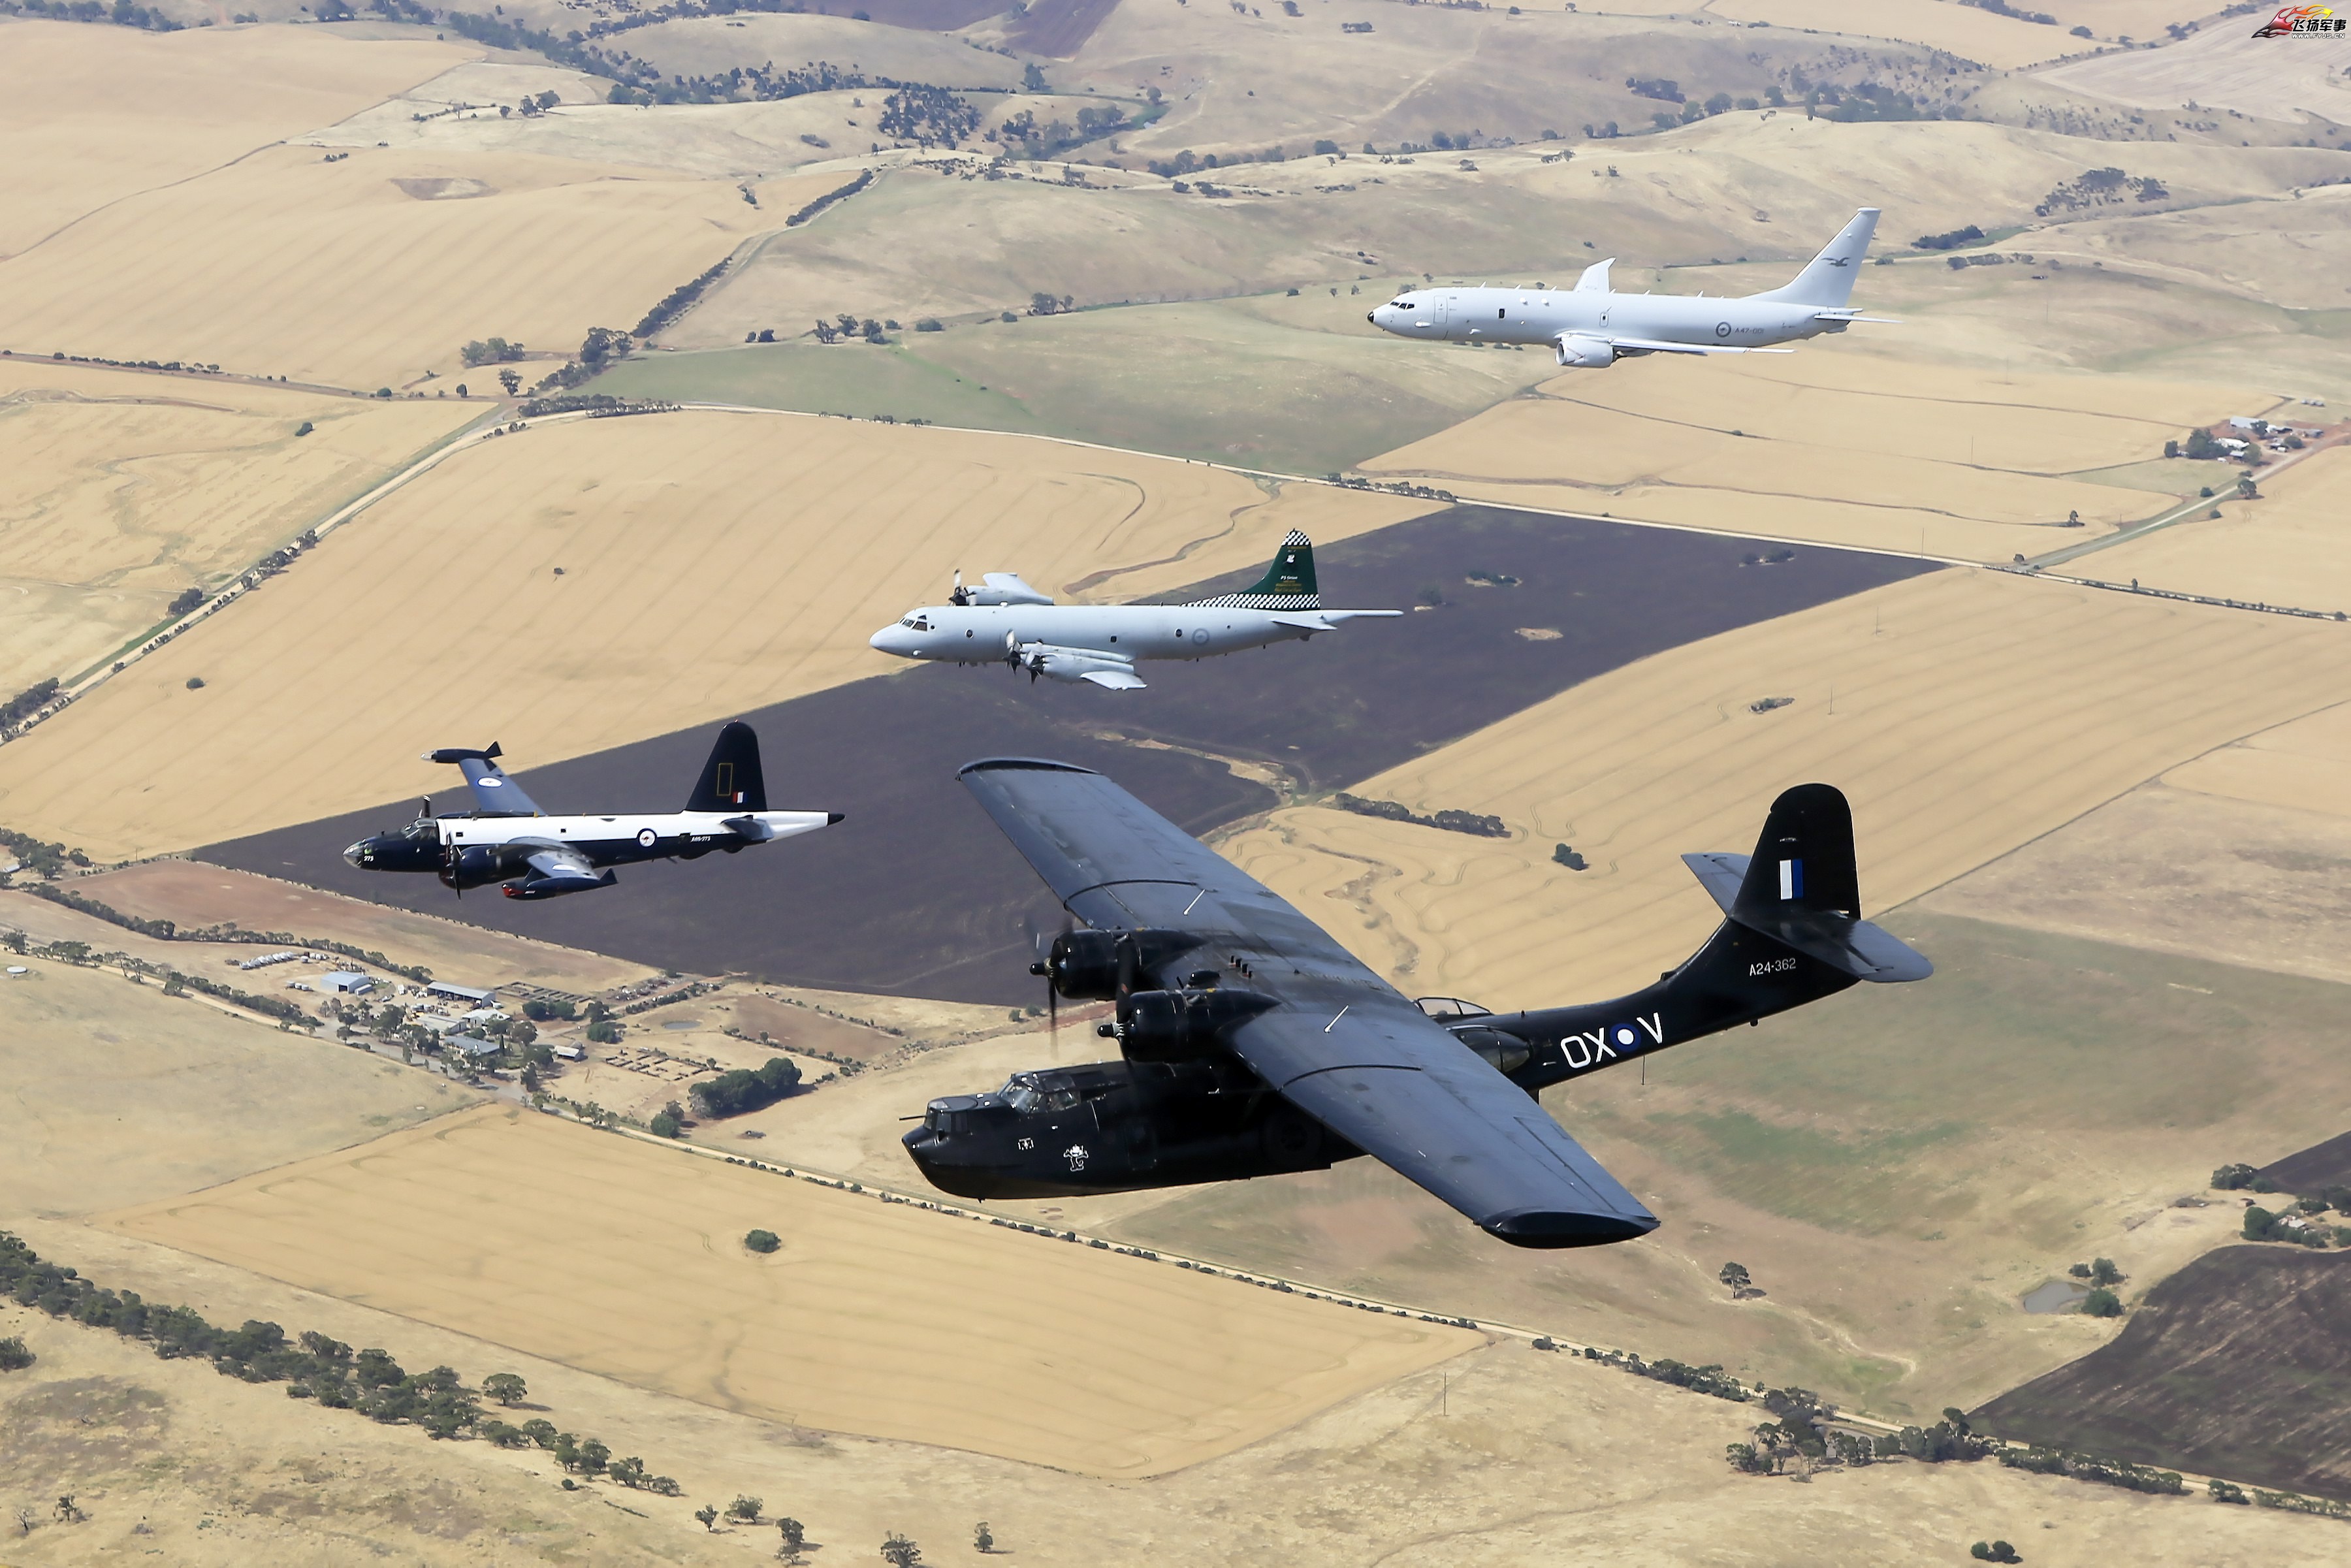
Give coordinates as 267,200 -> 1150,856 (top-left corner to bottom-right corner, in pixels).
321,971 -> 374,995
426,981 -> 496,1006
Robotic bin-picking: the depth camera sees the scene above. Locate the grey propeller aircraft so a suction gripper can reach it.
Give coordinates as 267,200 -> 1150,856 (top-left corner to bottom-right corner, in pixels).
1368,207 -> 1893,366
342,721 -> 839,900
904,760 -> 1930,1247
867,530 -> 1399,690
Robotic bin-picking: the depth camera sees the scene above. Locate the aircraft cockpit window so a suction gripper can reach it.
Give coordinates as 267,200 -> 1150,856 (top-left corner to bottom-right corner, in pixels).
1040,1086 -> 1081,1113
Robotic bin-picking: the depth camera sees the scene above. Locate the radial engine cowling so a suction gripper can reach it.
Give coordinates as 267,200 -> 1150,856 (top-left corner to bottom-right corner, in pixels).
1111,985 -> 1276,1062
1554,334 -> 1617,368
1044,928 -> 1202,1002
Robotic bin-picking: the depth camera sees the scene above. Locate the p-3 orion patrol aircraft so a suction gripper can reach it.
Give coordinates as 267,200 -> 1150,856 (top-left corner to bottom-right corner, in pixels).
1367,207 -> 1892,366
342,721 -> 839,900
868,531 -> 1399,690
904,761 -> 1929,1247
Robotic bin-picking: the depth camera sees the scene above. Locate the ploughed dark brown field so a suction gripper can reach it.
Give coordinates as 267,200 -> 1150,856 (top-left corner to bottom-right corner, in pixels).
197,508 -> 1929,1002
1974,1246 -> 2351,1502
2261,1129 -> 2351,1194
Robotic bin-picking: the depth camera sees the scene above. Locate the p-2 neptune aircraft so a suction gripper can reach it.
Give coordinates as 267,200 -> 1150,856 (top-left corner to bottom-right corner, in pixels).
869,531 -> 1398,690
904,761 -> 1929,1247
1368,207 -> 1891,366
342,721 -> 839,899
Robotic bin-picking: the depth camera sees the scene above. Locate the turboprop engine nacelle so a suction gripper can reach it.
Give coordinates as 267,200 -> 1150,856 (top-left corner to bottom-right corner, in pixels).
1013,642 -> 1136,684
1556,334 -> 1616,368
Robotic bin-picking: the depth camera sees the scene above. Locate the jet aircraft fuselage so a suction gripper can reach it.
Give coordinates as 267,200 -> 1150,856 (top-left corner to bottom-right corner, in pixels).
1368,206 -> 1887,367
870,530 -> 1396,690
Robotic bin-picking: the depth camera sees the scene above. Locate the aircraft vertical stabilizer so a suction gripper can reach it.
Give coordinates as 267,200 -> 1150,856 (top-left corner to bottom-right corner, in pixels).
1751,208 -> 1879,308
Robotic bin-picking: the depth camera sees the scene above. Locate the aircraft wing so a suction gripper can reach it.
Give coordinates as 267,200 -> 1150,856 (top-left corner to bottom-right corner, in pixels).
1081,669 -> 1148,690
425,745 -> 546,816
1601,335 -> 1795,357
957,758 -> 1658,1246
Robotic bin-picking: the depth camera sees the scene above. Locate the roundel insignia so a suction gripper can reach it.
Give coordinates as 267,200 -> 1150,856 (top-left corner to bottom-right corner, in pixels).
478,776 -> 504,787
636,828 -> 658,848
1612,1025 -> 1640,1050
1191,628 -> 1209,646
1715,321 -> 1731,340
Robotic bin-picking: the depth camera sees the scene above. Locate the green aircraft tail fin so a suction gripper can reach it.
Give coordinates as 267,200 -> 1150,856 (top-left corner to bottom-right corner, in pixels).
1185,530 -> 1320,609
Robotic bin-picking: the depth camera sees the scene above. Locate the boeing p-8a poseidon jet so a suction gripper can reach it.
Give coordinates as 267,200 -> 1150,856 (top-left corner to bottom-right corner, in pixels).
869,531 -> 1398,690
1368,207 -> 1891,366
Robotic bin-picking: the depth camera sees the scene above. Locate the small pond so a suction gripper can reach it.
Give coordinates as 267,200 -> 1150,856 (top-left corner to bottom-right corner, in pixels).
2021,1279 -> 2092,1315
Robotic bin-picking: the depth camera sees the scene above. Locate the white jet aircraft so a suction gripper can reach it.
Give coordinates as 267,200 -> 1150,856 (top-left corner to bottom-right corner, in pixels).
1367,207 -> 1892,366
868,531 -> 1399,690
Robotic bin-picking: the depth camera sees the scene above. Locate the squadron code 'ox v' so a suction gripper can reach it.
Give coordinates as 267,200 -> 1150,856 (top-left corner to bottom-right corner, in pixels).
343,721 -> 837,900
905,761 -> 1930,1247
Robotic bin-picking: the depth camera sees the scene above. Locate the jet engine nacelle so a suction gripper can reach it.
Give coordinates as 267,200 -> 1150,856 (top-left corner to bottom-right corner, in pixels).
1555,334 -> 1617,368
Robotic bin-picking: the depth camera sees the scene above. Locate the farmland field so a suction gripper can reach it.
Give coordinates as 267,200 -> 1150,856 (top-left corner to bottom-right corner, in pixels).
0,356 -> 478,694
200,504 -> 1925,1000
2094,446 -> 2351,616
0,18 -> 465,257
0,411 -> 1422,861
1975,1247 -> 2351,1503
0,956 -> 473,1218
1219,569 -> 2351,1008
99,1104 -> 1479,1478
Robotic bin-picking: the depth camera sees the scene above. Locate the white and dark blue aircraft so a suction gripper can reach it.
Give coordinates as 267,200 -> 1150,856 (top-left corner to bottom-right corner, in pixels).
342,721 -> 838,900
868,531 -> 1399,690
1368,207 -> 1892,366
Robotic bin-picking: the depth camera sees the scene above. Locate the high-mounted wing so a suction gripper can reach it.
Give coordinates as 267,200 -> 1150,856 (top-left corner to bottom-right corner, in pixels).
958,759 -> 1657,1245
424,743 -> 545,817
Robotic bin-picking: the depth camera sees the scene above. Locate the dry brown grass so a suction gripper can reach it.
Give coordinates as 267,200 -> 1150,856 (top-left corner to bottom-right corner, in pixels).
0,357 -> 477,694
0,955 -> 473,1218
1214,569 -> 2351,1006
67,860 -> 656,994
2165,698 -> 2351,822
1359,353 -> 2260,563
0,142 -> 788,390
2095,445 -> 2351,613
1923,779 -> 2351,988
0,413 -> 1422,860
101,1104 -> 1477,1478
0,18 -> 466,259
12,1240 -> 2343,1567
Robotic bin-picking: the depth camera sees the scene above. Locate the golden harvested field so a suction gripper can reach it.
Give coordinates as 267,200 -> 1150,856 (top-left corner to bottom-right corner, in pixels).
1922,780 -> 2351,988
2039,16 -> 2351,121
2164,699 -> 2351,823
101,1104 -> 1479,1478
0,357 -> 476,694
0,19 -> 465,259
1213,569 -> 2351,1006
0,143 -> 786,391
12,1251 -> 2343,1568
0,956 -> 473,1219
1706,0 -> 2102,69
2093,445 -> 2351,613
0,413 -> 1425,859
68,860 -> 658,994
1359,353 -> 2263,562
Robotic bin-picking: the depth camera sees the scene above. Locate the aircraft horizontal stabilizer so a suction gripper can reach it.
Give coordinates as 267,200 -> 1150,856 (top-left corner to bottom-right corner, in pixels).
1680,782 -> 1930,984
